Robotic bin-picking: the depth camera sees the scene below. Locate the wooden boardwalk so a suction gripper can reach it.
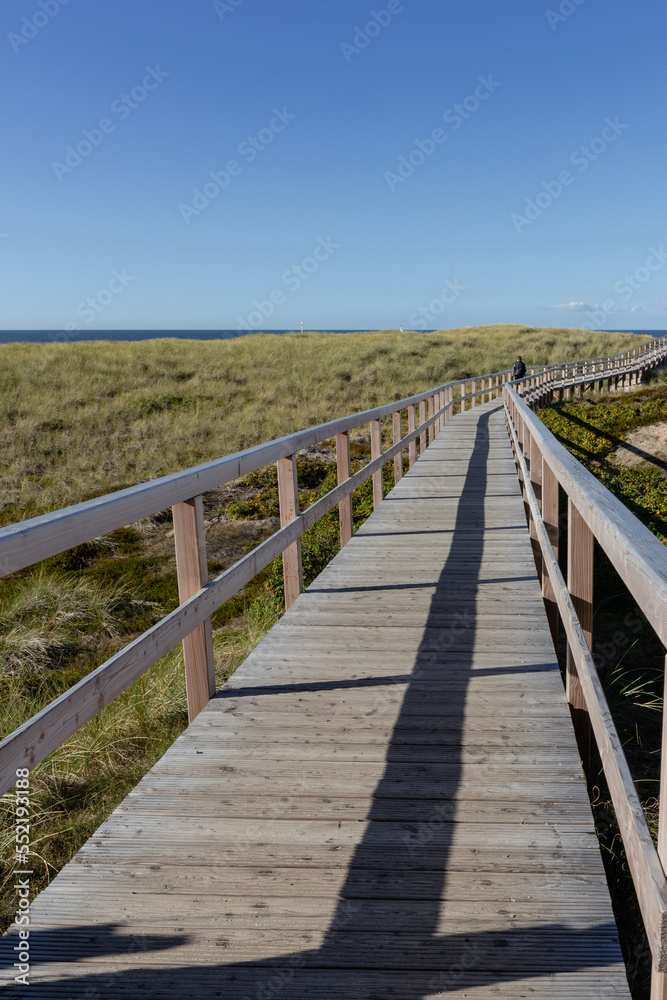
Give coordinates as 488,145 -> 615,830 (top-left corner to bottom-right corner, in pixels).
1,399 -> 631,998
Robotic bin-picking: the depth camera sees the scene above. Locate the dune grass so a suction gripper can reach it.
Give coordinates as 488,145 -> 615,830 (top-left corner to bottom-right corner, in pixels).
0,325 -> 647,526
0,324 -> 653,933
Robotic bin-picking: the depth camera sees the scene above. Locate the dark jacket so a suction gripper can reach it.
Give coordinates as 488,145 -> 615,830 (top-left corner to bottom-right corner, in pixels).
513,360 -> 527,379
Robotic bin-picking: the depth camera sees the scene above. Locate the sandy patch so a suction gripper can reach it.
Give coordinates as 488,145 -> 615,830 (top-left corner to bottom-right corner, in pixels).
611,422 -> 667,473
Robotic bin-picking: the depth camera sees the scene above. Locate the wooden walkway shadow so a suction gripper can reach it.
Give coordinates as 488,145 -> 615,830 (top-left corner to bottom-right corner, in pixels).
0,401 -> 632,998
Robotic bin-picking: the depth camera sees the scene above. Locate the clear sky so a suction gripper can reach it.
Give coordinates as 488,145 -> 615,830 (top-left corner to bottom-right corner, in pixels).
2,0 -> 666,333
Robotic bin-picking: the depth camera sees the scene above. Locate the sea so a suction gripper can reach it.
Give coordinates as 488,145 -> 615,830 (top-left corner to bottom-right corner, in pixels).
0,329 -> 664,344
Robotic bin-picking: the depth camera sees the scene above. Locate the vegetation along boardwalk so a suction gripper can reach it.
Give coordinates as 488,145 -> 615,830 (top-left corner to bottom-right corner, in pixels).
1,399 -> 631,997
3,339 -> 667,997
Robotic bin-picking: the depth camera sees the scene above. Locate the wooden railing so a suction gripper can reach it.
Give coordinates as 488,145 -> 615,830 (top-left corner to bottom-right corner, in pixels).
516,336 -> 667,409
0,334 -> 664,805
504,348 -> 667,995
0,368 -> 518,796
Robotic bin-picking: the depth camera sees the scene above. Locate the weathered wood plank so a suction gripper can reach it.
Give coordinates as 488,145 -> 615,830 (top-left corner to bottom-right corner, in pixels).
172,495 -> 215,721
277,453 -> 303,608
17,967 -> 634,999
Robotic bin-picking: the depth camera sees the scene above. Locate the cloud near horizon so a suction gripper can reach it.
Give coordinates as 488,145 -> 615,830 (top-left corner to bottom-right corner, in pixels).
546,302 -> 592,312
546,302 -> 660,314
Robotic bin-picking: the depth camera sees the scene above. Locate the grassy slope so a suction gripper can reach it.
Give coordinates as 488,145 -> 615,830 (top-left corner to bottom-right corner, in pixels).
0,325 -> 646,525
540,383 -> 667,542
0,325 -> 651,932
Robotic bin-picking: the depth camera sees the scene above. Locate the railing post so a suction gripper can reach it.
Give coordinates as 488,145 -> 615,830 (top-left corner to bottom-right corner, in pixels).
408,404 -> 417,467
428,395 -> 435,442
277,455 -> 303,609
172,495 -> 216,722
528,432 -> 543,582
419,400 -> 427,452
336,431 -> 353,546
566,499 -> 593,769
370,418 -> 383,509
515,410 -> 526,495
393,409 -> 403,484
542,458 -> 560,648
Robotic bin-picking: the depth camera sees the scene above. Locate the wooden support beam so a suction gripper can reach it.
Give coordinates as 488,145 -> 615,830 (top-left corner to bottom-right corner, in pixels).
276,454 -> 303,609
542,458 -> 560,649
408,404 -> 417,467
419,400 -> 427,453
172,495 -> 216,721
529,433 -> 543,583
393,410 -> 403,484
370,418 -> 383,509
566,499 -> 594,768
336,431 -> 353,547
515,413 -> 525,496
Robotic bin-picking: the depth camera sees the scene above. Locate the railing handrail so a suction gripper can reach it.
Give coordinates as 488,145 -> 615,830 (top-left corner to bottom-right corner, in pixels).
0,371 -> 516,579
511,334 -> 665,383
504,376 -> 667,981
508,389 -> 667,644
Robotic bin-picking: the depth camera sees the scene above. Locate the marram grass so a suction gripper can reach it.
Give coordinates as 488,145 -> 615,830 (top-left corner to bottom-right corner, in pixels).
0,325 -> 647,525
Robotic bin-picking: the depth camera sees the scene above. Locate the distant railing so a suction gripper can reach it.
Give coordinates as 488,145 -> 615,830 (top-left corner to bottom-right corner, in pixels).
504,343 -> 667,993
0,335 -> 664,802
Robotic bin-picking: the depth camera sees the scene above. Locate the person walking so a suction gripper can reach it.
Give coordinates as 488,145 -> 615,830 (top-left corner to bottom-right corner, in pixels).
513,355 -> 527,379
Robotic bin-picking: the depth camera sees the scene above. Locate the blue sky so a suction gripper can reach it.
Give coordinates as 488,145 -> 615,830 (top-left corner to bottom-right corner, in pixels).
1,0 -> 666,333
